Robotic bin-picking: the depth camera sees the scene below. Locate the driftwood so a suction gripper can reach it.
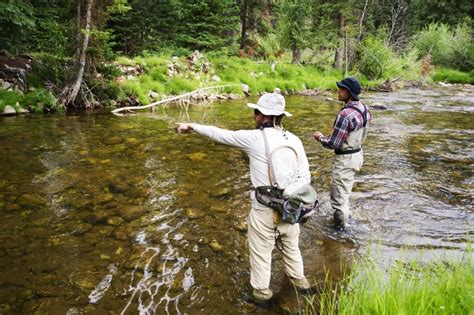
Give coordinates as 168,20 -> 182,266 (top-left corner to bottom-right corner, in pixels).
111,84 -> 242,115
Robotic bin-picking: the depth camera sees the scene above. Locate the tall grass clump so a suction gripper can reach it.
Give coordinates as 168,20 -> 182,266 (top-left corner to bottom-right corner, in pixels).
317,246 -> 474,315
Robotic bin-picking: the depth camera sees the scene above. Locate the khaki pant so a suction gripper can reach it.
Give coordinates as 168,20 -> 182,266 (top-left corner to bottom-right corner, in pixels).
330,151 -> 364,223
247,201 -> 305,292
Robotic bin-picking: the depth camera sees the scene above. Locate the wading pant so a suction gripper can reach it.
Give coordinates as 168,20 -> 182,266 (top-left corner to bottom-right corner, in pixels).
247,201 -> 305,293
330,151 -> 364,223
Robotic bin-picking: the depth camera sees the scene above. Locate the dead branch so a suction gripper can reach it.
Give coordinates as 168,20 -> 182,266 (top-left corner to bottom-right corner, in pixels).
111,84 -> 241,115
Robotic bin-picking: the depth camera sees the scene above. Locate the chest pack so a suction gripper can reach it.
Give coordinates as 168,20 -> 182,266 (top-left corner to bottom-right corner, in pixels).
255,129 -> 318,224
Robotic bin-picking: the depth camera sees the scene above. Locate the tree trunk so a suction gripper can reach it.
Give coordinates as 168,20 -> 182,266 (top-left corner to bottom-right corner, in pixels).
240,0 -> 249,49
67,0 -> 93,106
357,0 -> 369,42
291,43 -> 301,64
333,13 -> 345,69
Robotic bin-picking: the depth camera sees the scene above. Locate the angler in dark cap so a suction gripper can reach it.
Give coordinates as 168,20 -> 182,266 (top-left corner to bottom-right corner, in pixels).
313,77 -> 372,230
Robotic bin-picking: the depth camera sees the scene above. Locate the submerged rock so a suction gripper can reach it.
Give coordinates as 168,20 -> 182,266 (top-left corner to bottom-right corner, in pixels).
107,216 -> 124,226
209,186 -> 232,198
96,193 -> 114,204
117,205 -> 143,222
187,152 -> 206,161
233,220 -> 248,232
185,208 -> 206,219
209,239 -> 223,252
101,136 -> 122,145
17,193 -> 46,208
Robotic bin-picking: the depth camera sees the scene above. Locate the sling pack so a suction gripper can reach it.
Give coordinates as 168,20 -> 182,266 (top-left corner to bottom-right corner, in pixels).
255,129 -> 318,224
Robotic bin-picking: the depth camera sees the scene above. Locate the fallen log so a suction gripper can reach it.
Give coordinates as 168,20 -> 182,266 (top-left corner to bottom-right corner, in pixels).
111,84 -> 242,115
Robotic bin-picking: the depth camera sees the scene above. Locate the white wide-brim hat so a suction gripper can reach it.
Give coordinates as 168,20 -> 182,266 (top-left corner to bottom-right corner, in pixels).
247,92 -> 292,117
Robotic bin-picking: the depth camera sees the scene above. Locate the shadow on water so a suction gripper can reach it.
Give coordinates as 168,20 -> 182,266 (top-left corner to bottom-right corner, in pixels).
0,85 -> 473,314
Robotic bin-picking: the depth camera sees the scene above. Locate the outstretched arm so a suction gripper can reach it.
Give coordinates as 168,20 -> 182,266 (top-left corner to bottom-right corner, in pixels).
176,123 -> 255,150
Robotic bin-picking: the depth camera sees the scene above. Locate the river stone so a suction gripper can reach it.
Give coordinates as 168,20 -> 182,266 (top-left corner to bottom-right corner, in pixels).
209,239 -> 223,252
17,193 -> 46,208
185,208 -> 206,219
211,205 -> 230,213
107,216 -> 124,226
101,136 -> 122,145
117,205 -> 143,222
233,220 -> 248,232
187,152 -> 206,161
76,278 -> 96,292
175,189 -> 190,197
126,137 -> 140,144
30,258 -> 62,274
68,222 -> 93,236
85,210 -> 109,224
96,193 -> 114,204
109,181 -> 130,193
113,226 -> 133,240
209,187 -> 232,198
3,105 -> 16,115
23,227 -> 50,239
126,187 -> 148,199
5,203 -> 20,211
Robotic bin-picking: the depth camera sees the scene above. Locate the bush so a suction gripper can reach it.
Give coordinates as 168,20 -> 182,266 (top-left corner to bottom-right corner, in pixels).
357,35 -> 393,80
413,20 -> 474,71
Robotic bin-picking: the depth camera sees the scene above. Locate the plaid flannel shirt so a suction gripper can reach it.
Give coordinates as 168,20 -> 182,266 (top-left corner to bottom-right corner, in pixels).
320,101 -> 370,150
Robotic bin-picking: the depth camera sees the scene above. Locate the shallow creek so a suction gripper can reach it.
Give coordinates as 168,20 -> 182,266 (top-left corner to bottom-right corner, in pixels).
0,85 -> 473,314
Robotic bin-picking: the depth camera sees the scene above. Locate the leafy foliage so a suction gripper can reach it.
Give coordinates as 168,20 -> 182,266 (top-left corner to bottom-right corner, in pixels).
414,20 -> 474,71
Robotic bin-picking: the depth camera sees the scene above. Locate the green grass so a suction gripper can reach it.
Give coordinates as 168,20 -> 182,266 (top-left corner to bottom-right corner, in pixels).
112,52 -> 468,106
114,54 -> 351,104
313,246 -> 474,315
0,89 -> 23,112
433,68 -> 474,84
0,88 -> 59,113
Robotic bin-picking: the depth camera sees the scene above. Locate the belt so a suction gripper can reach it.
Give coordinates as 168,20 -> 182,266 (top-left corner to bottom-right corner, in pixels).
334,148 -> 361,155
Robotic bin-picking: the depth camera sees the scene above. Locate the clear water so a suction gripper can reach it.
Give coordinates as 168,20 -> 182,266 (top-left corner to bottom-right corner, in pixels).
0,86 -> 473,314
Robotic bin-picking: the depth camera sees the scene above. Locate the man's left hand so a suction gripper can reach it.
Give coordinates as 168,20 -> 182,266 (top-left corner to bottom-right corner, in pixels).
313,131 -> 324,142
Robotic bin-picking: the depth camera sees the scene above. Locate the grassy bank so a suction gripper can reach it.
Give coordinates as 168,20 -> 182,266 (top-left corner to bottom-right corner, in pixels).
113,54 -> 345,105
2,53 -> 472,114
112,53 -> 474,106
310,247 -> 474,315
433,68 -> 474,84
0,88 -> 57,113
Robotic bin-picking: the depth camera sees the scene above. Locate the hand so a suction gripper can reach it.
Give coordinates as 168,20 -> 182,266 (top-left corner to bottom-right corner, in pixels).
176,123 -> 194,133
313,131 -> 323,142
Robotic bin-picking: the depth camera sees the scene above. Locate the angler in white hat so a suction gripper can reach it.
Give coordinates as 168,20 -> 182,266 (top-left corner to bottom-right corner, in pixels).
177,91 -> 314,307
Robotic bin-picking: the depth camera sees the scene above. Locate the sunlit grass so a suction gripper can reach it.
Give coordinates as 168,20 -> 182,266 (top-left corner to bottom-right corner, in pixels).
309,245 -> 474,315
433,68 -> 474,84
113,52 -> 443,105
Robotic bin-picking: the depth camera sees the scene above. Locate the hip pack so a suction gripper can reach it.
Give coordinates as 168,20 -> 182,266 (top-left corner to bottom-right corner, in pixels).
256,129 -> 318,224
256,184 -> 318,224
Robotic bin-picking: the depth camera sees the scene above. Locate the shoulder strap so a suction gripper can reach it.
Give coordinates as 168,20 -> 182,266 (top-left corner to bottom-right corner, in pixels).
347,104 -> 368,127
261,129 -> 278,187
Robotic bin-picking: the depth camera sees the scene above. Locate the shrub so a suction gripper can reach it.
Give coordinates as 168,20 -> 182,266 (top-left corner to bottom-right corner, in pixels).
413,20 -> 474,71
357,35 -> 393,80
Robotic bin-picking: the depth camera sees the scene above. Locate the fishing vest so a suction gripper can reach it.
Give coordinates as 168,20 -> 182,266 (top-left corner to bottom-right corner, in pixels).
335,104 -> 370,155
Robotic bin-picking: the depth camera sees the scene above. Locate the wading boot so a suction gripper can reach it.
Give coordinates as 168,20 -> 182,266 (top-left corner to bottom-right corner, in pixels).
289,276 -> 314,295
245,288 -> 273,309
333,210 -> 346,231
